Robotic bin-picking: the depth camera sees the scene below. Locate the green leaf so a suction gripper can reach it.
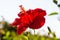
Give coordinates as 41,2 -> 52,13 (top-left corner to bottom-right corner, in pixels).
32,35 -> 38,40
22,36 -> 28,40
13,37 -> 19,40
41,36 -> 45,40
58,4 -> 60,8
53,0 -> 57,4
52,33 -> 56,37
47,27 -> 51,33
48,12 -> 58,16
6,31 -> 10,37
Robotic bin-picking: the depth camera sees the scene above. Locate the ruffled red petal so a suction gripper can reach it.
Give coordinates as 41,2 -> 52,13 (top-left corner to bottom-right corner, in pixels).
19,14 -> 29,24
34,8 -> 46,16
29,15 -> 45,29
10,18 -> 21,26
17,23 -> 28,34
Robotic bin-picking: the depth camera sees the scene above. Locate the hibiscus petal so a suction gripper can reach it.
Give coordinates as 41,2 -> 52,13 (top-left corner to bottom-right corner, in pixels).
18,12 -> 23,17
10,18 -> 21,26
17,23 -> 28,34
20,14 -> 29,24
39,10 -> 46,16
34,8 -> 46,16
29,16 -> 45,29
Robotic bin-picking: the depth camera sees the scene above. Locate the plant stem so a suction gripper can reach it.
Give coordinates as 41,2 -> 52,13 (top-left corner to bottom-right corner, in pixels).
34,29 -> 35,35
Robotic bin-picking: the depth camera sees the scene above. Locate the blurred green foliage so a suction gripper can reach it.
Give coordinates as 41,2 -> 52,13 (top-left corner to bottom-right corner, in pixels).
53,0 -> 60,8
0,21 -> 60,40
58,4 -> 60,8
53,0 -> 57,4
48,0 -> 60,16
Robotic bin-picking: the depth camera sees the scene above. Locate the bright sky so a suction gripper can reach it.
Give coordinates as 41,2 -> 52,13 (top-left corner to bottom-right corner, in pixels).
0,0 -> 60,38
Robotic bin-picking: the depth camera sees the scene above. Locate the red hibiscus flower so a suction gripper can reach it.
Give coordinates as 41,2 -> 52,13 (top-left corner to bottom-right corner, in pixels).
10,5 -> 46,34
